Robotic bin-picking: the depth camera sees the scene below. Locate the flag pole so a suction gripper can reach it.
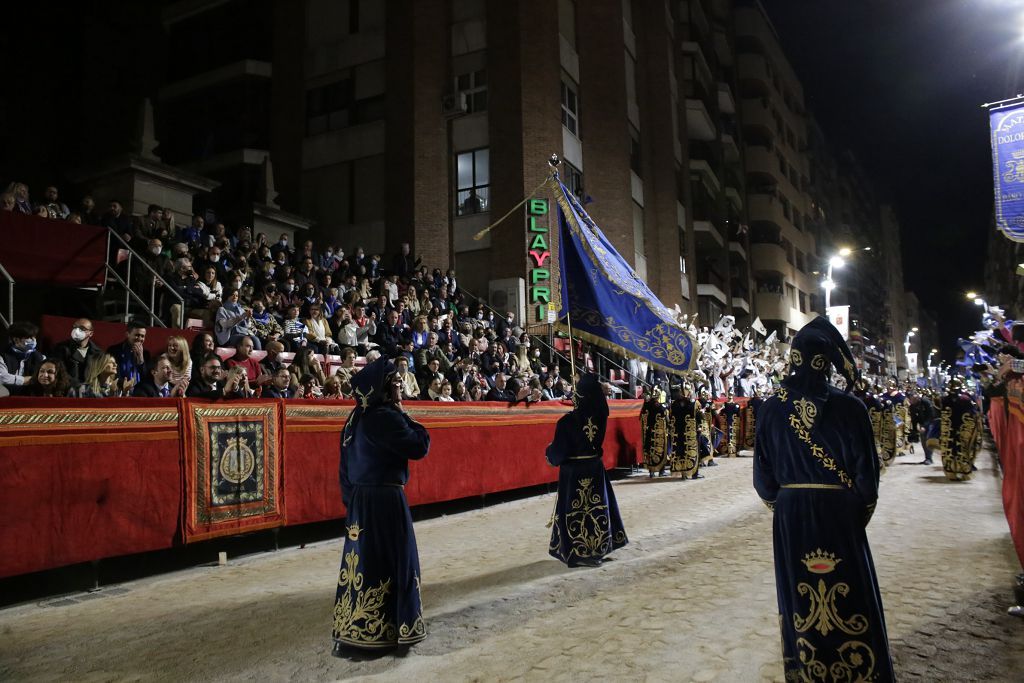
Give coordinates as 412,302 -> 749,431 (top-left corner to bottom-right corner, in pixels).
545,153 -> 579,393
566,309 -> 578,386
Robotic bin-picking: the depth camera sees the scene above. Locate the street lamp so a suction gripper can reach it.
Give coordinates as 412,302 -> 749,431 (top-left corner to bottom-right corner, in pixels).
903,327 -> 918,378
822,247 -> 870,310
967,291 -> 990,314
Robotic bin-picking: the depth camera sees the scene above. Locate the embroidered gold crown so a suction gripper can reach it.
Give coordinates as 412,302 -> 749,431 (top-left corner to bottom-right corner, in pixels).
802,549 -> 841,574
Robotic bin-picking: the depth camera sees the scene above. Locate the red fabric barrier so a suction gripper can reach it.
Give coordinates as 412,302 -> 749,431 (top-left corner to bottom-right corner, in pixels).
282,400 -> 643,526
991,394 -> 1024,570
0,398 -> 642,577
0,212 -> 106,287
0,399 -> 181,578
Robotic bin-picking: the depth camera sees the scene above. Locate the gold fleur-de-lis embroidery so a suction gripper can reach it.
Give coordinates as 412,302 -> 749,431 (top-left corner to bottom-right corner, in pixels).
583,417 -> 598,443
354,387 -> 373,408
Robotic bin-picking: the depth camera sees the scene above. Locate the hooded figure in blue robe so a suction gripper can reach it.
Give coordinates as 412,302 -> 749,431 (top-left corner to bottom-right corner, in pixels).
753,317 -> 894,681
547,373 -> 628,566
640,389 -> 672,476
332,357 -> 431,652
938,377 -> 982,481
720,392 -> 742,457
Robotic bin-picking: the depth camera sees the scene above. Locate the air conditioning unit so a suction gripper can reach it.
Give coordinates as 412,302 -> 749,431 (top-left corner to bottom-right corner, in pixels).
487,277 -> 526,323
442,92 -> 468,118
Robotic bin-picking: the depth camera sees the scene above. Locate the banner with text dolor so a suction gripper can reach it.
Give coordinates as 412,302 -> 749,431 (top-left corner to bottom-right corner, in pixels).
990,102 -> 1024,242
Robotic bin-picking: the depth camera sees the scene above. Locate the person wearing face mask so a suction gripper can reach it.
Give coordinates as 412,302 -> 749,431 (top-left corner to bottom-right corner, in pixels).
51,318 -> 104,385
0,321 -> 47,393
271,233 -> 292,259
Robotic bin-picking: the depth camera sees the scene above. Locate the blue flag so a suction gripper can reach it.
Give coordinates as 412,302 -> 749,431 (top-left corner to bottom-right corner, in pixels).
551,178 -> 696,373
990,102 -> 1024,242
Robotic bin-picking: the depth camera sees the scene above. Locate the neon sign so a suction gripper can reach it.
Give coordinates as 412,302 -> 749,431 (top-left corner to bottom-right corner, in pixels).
527,198 -> 551,322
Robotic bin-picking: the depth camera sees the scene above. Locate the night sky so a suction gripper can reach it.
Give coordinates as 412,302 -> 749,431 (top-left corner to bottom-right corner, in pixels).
762,0 -> 1024,354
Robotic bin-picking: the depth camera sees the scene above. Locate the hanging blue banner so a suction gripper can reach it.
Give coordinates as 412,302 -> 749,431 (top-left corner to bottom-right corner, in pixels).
550,178 -> 696,374
990,102 -> 1024,242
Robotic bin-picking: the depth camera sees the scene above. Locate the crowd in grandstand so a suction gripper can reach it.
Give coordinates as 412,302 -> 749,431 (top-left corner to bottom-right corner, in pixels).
1,182 -> 582,402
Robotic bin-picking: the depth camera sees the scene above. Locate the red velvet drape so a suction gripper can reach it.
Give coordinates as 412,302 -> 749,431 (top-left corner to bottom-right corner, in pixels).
991,394 -> 1024,570
0,397 -> 642,578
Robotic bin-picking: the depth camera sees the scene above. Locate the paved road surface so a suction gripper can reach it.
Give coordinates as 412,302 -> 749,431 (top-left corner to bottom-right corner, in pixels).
1,447 -> 1022,681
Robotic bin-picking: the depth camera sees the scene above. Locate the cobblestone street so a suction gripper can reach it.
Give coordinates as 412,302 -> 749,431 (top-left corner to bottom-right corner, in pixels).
2,447 -> 1022,682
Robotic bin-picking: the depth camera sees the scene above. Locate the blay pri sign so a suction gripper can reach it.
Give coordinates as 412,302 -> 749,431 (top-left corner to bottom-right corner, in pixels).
527,198 -> 552,322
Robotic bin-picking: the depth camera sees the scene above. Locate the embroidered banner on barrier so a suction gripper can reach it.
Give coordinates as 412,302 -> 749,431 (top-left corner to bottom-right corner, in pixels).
183,401 -> 285,543
990,102 -> 1024,242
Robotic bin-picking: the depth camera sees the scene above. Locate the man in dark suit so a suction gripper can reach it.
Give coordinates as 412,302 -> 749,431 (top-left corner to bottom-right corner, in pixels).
107,322 -> 151,386
262,366 -> 295,399
133,356 -> 185,397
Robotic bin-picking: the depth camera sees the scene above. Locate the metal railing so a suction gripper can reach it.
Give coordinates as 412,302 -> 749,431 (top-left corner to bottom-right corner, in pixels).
0,261 -> 13,328
103,229 -> 184,328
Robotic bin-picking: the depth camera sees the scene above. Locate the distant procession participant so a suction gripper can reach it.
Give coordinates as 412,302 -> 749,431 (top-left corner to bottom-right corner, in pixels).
697,386 -> 717,467
754,317 -> 894,682
878,383 -> 900,470
547,374 -> 628,567
853,380 -> 884,459
938,378 -> 982,481
640,388 -> 672,477
742,388 -> 764,451
720,391 -> 742,457
669,385 -> 702,480
332,357 -> 430,654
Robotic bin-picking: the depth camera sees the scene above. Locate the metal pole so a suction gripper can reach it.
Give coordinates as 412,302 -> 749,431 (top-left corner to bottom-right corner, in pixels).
565,309 -> 578,389
150,281 -> 156,328
125,256 -> 132,323
824,262 -> 833,310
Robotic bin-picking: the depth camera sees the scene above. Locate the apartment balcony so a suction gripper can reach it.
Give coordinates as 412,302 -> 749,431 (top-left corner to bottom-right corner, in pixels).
721,133 -> 740,163
686,98 -> 716,141
755,292 -> 788,322
718,81 -> 736,115
680,1 -> 711,38
740,98 -> 775,137
697,284 -> 728,305
728,240 -> 747,261
744,145 -> 776,182
750,242 -> 788,276
725,185 -> 743,211
694,219 -> 725,248
731,296 -> 750,313
689,158 -> 721,194
748,195 -> 808,248
737,53 -> 770,92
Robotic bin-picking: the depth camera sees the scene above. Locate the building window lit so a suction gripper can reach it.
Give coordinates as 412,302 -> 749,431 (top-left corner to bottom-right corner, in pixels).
561,79 -> 579,136
455,68 -> 488,113
455,148 -> 489,216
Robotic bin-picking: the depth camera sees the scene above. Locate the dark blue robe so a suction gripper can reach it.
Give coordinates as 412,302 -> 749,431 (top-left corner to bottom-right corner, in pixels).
547,381 -> 627,566
640,398 -> 672,474
721,401 -> 742,457
939,392 -> 982,481
743,397 -> 763,450
754,387 -> 894,682
333,405 -> 431,649
669,397 -> 701,478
